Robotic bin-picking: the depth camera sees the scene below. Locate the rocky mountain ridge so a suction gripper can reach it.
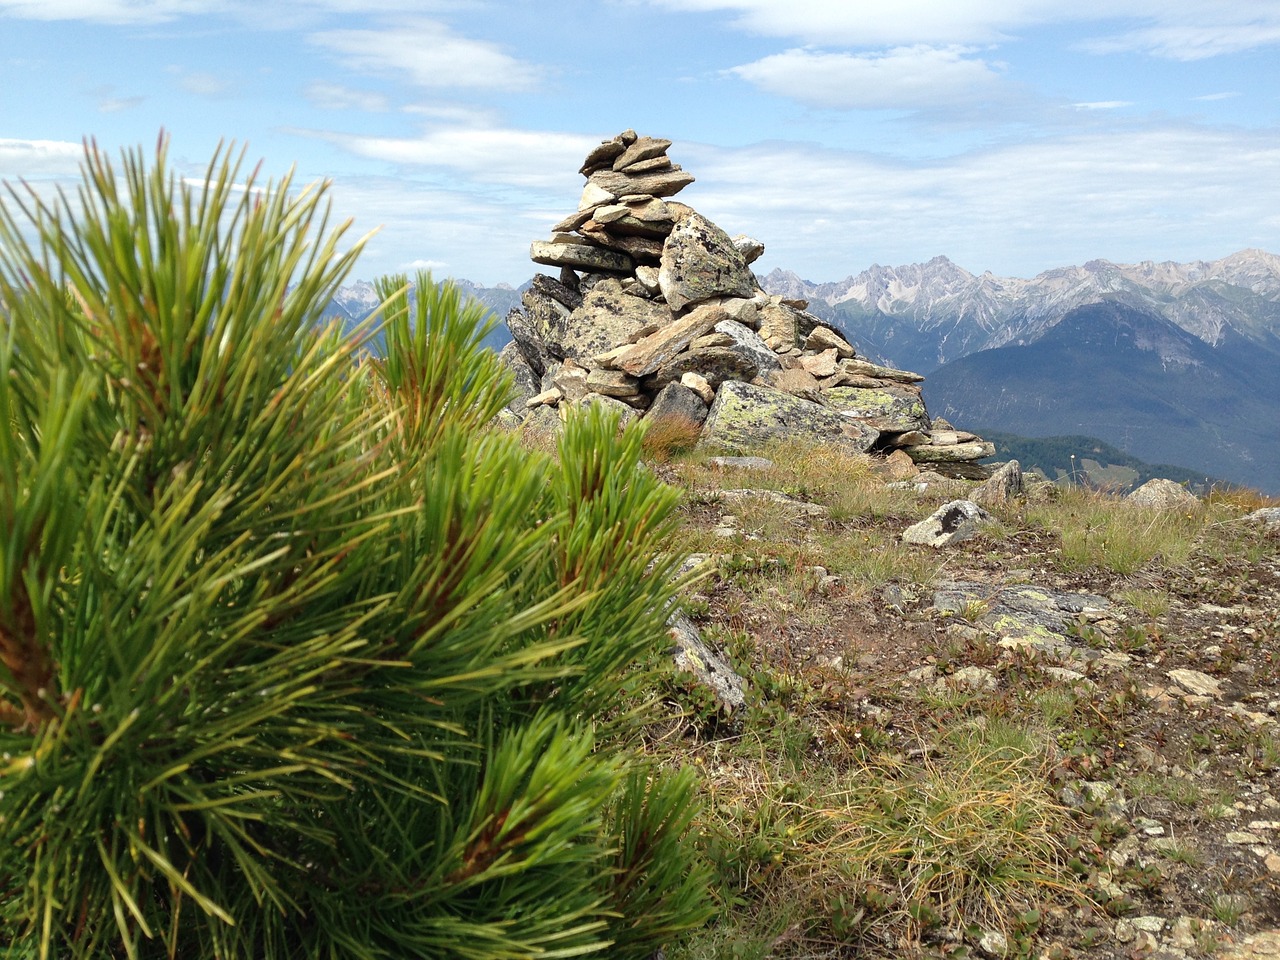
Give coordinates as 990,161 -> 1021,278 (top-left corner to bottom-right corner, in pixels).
761,249 -> 1280,373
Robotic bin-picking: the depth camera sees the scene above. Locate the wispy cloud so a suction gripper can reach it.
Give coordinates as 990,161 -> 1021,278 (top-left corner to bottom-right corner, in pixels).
1073,100 -> 1132,110
729,45 -> 1006,110
0,137 -> 84,178
98,94 -> 145,112
649,0 -> 1280,59
1192,91 -> 1239,102
309,18 -> 543,91
315,124 -> 597,190
304,81 -> 389,112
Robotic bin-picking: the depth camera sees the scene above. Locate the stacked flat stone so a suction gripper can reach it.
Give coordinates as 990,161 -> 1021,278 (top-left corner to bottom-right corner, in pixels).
500,130 -> 993,477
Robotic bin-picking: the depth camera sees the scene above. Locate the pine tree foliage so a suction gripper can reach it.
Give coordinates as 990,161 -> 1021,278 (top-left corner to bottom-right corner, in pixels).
0,140 -> 711,958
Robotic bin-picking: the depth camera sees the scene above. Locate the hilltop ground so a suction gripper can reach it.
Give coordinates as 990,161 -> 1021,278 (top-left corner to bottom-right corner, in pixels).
637,441 -> 1279,960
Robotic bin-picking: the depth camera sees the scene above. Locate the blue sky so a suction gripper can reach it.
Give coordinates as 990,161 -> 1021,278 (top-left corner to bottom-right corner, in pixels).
3,0 -> 1280,285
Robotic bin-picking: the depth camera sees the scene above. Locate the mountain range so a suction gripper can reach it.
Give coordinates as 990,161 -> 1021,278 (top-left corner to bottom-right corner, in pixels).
324,249 -> 1280,493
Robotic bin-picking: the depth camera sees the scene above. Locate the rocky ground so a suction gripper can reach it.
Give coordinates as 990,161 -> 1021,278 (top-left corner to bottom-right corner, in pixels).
647,449 -> 1280,960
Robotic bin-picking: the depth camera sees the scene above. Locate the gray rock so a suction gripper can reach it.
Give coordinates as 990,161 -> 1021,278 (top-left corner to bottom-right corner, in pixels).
613,135 -> 672,170
575,392 -> 639,427
932,580 -> 1111,654
706,456 -> 774,470
1127,478 -> 1200,510
588,166 -> 696,200
658,212 -> 756,312
757,299 -> 800,352
902,500 -> 994,547
732,234 -> 765,264
579,132 -> 630,175
804,325 -> 856,358
585,368 -> 641,397
698,380 -> 880,455
826,385 -> 928,433
903,440 -> 997,464
613,302 -> 726,377
556,279 -> 673,365
1245,507 -> 1280,529
649,346 -> 759,391
713,319 -> 784,379
498,341 -> 540,413
645,381 -> 709,430
669,612 -> 747,713
971,460 -> 1025,506
839,358 -> 925,383
530,240 -> 632,274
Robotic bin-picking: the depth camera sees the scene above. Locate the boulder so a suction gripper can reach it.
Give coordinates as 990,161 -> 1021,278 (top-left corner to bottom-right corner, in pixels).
658,212 -> 756,312
825,385 -> 928,433
498,341 -> 540,413
1127,478 -> 1200,510
645,381 -> 710,430
971,460 -> 1025,506
902,500 -> 994,548
530,240 -> 632,273
903,440 -> 996,463
698,380 -> 879,455
613,302 -> 726,377
555,279 -> 672,365
712,319 -> 783,378
649,346 -> 759,390
669,612 -> 747,713
804,325 -> 856,358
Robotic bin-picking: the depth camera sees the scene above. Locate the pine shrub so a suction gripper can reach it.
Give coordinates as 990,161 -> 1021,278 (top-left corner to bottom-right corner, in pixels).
0,141 -> 711,958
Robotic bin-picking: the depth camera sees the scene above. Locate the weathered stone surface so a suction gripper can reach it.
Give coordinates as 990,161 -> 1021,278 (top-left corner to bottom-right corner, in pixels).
556,279 -> 672,365
757,299 -> 800,352
526,386 -> 562,408
721,297 -> 760,329
799,349 -> 840,378
971,460 -> 1025,506
839,358 -> 925,383
713,319 -> 784,379
767,366 -> 823,402
658,212 -> 756,313
615,302 -> 726,377
618,155 -> 672,175
645,381 -> 709,430
880,448 -> 920,480
681,371 -> 715,404
933,580 -> 1111,654
1167,668 -> 1223,698
1246,507 -> 1280,529
530,240 -> 632,273
588,166 -> 695,199
578,182 -> 616,210
579,134 -> 629,175
1127,478 -> 1200,510
826,385 -> 929,433
903,440 -> 996,463
579,228 -> 664,264
902,500 -> 994,548
613,135 -> 671,170
575,392 -> 639,427
591,198 -> 679,238
669,612 -> 747,713
732,235 -> 765,264
698,381 -> 880,455
498,341 -> 541,413
552,358 -> 590,401
707,455 -> 773,470
585,368 -> 641,397
650,346 -> 759,390
804,325 -> 856,358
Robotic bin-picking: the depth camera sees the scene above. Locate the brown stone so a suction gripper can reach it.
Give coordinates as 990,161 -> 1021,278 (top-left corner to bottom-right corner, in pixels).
614,302 -> 726,377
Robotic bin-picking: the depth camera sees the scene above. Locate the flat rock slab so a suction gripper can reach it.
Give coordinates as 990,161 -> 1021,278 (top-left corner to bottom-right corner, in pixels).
698,380 -> 879,455
826,385 -> 928,433
933,580 -> 1112,655
902,500 -> 994,548
669,612 -> 747,713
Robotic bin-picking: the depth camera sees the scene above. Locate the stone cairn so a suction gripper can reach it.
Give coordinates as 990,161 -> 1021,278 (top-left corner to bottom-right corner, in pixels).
499,130 -> 993,478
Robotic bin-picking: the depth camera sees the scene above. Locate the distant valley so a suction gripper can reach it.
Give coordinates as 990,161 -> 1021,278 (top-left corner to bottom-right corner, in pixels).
326,248 -> 1280,494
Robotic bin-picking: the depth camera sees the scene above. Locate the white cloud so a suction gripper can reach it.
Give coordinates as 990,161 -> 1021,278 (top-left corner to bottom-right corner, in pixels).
0,138 -> 84,179
0,0 -> 458,24
676,125 -> 1280,280
174,69 -> 231,97
1083,22 -> 1280,60
98,94 -> 145,112
729,45 -> 1006,110
1073,100 -> 1132,110
309,18 -> 542,91
318,125 -> 597,190
304,81 -> 389,112
648,0 -> 1280,58
1192,91 -> 1239,102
